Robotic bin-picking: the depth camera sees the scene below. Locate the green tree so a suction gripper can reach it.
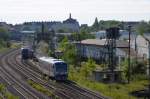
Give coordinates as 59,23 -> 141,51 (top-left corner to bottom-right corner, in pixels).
71,31 -> 95,41
58,36 -> 77,65
92,17 -> 99,32
120,59 -> 147,81
0,27 -> 10,48
0,27 -> 10,41
148,22 -> 150,32
80,24 -> 90,33
135,21 -> 149,35
99,20 -> 121,30
80,58 -> 96,79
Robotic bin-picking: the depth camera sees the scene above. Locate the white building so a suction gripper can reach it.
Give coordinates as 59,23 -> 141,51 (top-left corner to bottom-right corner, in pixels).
130,33 -> 150,75
76,39 -> 137,65
131,34 -> 150,59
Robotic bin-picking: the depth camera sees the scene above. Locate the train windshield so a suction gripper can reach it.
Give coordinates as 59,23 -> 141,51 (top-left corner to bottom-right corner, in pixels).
22,49 -> 28,53
55,62 -> 67,72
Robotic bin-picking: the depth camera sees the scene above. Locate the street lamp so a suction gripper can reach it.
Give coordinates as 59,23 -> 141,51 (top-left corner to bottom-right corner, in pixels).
128,25 -> 131,84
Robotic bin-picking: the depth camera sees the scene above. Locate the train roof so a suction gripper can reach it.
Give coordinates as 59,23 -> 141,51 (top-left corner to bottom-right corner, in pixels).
21,46 -> 33,50
38,56 -> 65,64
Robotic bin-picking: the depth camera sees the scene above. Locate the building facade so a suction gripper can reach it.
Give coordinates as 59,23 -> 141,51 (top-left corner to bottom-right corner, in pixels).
76,39 -> 136,65
52,14 -> 80,33
131,34 -> 150,59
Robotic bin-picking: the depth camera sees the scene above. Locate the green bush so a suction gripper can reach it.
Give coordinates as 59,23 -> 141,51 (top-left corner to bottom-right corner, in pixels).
68,62 -> 148,99
5,92 -> 19,99
0,84 -> 5,93
80,59 -> 96,78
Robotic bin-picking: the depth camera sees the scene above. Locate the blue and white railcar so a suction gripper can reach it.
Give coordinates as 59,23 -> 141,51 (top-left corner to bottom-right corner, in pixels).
38,57 -> 68,81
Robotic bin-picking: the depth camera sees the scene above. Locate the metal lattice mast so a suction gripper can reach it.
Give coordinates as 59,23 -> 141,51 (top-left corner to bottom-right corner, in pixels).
106,27 -> 120,82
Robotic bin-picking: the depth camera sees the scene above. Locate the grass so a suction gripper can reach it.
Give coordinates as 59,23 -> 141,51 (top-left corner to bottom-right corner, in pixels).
68,67 -> 148,99
0,47 -> 9,53
27,79 -> 58,98
0,41 -> 21,54
5,92 -> 19,99
10,42 -> 21,48
0,83 -> 19,99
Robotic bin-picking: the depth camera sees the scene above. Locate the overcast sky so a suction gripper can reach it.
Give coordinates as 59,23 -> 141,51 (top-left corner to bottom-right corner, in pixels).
0,0 -> 150,25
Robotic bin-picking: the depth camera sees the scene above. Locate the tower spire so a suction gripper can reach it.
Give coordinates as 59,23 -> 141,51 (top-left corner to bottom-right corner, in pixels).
69,13 -> 71,19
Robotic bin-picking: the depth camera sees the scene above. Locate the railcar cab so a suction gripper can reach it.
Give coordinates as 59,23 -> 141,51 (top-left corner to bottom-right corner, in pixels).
53,61 -> 68,81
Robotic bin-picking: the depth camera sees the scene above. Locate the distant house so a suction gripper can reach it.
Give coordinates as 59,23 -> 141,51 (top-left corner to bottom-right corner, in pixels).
75,39 -> 137,65
93,30 -> 137,40
130,33 -> 150,75
131,33 -> 150,59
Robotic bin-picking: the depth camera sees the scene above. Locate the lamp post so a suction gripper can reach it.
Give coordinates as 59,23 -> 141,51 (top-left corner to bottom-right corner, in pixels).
128,25 -> 131,84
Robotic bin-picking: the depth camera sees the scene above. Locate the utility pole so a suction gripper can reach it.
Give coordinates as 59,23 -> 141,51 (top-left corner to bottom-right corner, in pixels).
128,25 -> 131,84
78,31 -> 81,67
148,42 -> 150,99
135,36 -> 138,66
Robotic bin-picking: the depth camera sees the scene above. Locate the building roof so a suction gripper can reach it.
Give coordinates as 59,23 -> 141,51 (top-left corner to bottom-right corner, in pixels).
63,13 -> 79,24
78,39 -> 129,48
21,30 -> 35,34
38,56 -> 64,64
143,33 -> 150,41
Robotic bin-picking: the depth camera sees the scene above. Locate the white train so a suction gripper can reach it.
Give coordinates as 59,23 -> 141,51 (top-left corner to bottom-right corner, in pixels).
37,57 -> 68,81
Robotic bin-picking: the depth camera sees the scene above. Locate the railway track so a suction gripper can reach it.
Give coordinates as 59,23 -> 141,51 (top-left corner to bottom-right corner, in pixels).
0,48 -> 108,99
13,50 -> 90,99
5,49 -> 78,99
0,49 -> 39,99
17,50 -> 108,99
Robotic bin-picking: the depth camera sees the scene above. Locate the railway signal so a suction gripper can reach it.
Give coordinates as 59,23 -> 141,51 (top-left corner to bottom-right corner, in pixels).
105,27 -> 120,82
34,22 -> 56,57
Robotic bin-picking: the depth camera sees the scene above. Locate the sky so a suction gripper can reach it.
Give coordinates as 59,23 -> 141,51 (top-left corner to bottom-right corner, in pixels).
0,0 -> 150,25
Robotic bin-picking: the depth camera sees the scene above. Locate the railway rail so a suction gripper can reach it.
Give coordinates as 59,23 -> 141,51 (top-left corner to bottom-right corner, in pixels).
0,48 -> 108,99
10,50 -> 72,99
0,49 -> 40,99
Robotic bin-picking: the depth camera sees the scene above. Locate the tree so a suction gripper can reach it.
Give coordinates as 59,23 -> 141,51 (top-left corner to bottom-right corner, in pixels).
71,30 -> 95,41
135,21 -> 149,35
80,58 -> 96,79
92,17 -> 99,32
80,24 -> 90,33
58,36 -> 77,65
0,27 -> 10,41
0,27 -> 10,48
147,22 -> 150,32
120,59 -> 147,81
99,20 -> 121,30
36,41 -> 49,56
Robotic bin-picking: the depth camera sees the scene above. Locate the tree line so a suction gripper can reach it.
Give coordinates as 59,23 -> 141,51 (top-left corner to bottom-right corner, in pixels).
84,17 -> 150,34
0,27 -> 11,48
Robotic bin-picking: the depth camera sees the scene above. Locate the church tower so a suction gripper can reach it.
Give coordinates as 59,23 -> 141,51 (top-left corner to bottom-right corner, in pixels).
69,13 -> 72,19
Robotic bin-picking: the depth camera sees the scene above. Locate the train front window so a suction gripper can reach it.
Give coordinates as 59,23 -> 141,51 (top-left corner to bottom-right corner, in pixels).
22,49 -> 28,53
55,62 -> 67,72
